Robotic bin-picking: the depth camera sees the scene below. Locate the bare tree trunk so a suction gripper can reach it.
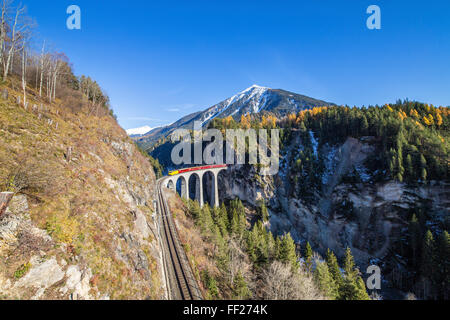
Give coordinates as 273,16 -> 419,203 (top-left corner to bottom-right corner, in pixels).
52,70 -> 57,100
39,41 -> 45,96
9,49 -> 13,73
46,69 -> 50,101
21,42 -> 26,107
0,0 -> 9,76
3,6 -> 23,80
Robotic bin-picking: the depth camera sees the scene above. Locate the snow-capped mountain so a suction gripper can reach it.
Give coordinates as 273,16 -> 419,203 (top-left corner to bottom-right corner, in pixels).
135,85 -> 333,149
194,84 -> 333,126
126,125 -> 152,137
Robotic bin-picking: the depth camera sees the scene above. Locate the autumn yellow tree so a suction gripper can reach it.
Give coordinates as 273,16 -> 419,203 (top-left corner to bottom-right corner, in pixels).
240,114 -> 251,129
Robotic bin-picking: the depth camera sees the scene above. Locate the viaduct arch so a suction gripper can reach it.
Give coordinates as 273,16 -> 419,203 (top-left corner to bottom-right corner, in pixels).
164,165 -> 227,208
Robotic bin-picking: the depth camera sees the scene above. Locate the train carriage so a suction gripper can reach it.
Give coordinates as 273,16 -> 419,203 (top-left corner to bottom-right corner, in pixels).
168,164 -> 227,176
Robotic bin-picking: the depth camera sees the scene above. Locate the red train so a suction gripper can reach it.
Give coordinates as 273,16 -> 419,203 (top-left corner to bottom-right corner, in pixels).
168,164 -> 227,176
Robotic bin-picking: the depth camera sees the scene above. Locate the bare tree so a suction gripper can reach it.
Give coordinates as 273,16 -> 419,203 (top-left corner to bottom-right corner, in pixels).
2,4 -> 24,79
260,261 -> 326,300
20,38 -> 26,105
227,239 -> 252,287
0,0 -> 10,70
0,1 -> 34,81
38,40 -> 45,96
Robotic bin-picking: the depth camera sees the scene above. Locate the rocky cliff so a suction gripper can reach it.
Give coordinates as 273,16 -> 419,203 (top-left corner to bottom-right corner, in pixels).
218,132 -> 449,297
0,85 -> 165,300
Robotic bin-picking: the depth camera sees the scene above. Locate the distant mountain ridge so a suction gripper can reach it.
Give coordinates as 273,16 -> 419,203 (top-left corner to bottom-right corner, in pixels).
126,125 -> 153,137
135,85 -> 334,150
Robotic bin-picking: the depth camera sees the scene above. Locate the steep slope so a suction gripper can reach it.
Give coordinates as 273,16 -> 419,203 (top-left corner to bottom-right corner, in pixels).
135,85 -> 333,150
0,83 -> 165,300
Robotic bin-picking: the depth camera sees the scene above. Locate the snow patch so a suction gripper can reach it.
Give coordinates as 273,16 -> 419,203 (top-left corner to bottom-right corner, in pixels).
126,126 -> 152,136
199,85 -> 271,126
309,131 -> 319,158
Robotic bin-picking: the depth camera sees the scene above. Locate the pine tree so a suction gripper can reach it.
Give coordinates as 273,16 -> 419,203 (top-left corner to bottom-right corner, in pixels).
202,270 -> 219,299
201,205 -> 214,234
343,247 -> 356,280
305,242 -> 313,272
355,276 -> 370,300
259,199 -> 269,222
246,227 -> 258,263
420,154 -> 427,181
326,249 -> 344,290
314,261 -> 339,299
277,233 -> 298,269
421,230 -> 435,281
266,231 -> 276,261
436,231 -> 450,298
339,247 -> 370,300
215,204 -> 229,237
299,121 -> 307,132
408,214 -> 421,267
190,200 -> 201,222
421,168 -> 427,181
232,272 -> 251,299
253,221 -> 269,265
405,154 -> 413,179
237,209 -> 247,237
229,208 -> 241,236
360,115 -> 369,135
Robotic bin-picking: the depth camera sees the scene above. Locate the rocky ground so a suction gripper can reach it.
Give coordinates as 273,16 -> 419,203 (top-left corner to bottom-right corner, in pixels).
0,86 -> 166,300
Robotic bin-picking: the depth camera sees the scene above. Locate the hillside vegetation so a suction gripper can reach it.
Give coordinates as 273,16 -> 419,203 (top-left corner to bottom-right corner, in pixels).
208,102 -> 449,299
0,0 -> 165,297
167,189 -> 370,300
0,74 -> 165,299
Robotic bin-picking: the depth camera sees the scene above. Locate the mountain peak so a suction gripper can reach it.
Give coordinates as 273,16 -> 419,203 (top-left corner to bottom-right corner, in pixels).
243,84 -> 270,92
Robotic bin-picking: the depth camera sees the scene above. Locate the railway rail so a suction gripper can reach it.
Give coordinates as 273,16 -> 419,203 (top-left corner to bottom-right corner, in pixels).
156,178 -> 202,300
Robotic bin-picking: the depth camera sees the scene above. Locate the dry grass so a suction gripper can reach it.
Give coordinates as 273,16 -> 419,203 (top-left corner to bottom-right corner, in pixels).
166,190 -> 223,298
0,78 -> 162,299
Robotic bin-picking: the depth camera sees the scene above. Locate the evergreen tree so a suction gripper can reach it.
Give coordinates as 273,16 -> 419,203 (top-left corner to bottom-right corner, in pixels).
304,242 -> 313,272
277,233 -> 298,269
408,214 -> 421,267
343,247 -> 357,280
420,154 -> 427,181
202,270 -> 219,299
232,272 -> 251,299
405,154 -> 414,179
214,204 -> 228,237
326,249 -> 344,290
189,200 -> 201,221
230,208 -> 239,235
219,203 -> 229,231
339,247 -> 369,300
360,115 -> 369,135
355,276 -> 370,300
201,205 -> 214,234
254,221 -> 269,265
266,231 -> 276,261
314,261 -> 338,299
259,199 -> 269,222
436,231 -> 450,298
421,230 -> 435,281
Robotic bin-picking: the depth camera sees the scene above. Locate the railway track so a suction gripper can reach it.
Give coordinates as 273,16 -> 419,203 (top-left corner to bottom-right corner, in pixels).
156,179 -> 202,300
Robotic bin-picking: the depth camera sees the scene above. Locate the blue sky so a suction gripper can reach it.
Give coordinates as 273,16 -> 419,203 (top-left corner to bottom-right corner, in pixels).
26,0 -> 450,130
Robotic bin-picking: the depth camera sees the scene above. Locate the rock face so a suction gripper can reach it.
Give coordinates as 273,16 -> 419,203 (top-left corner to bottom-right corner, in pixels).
0,99 -> 166,300
217,135 -> 449,295
0,189 -> 164,300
